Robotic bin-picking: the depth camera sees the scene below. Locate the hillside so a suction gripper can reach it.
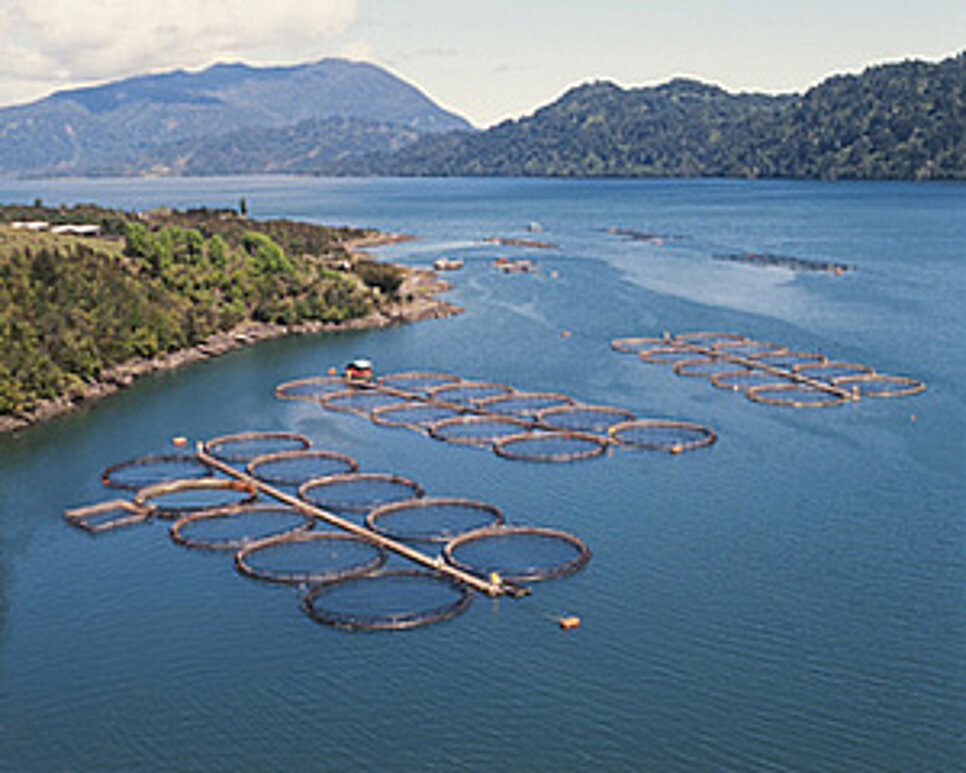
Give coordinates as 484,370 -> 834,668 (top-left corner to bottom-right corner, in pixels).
332,53 -> 965,180
0,59 -> 472,176
0,204 -> 427,418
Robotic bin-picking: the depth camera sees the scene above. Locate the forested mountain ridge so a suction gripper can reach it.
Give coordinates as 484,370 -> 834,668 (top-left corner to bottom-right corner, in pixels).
0,59 -> 472,176
330,53 -> 965,180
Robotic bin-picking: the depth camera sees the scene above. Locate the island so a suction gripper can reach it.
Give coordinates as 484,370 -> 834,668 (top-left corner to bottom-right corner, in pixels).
0,203 -> 459,433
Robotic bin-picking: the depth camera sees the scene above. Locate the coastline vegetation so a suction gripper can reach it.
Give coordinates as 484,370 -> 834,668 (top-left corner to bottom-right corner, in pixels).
0,204 -> 403,415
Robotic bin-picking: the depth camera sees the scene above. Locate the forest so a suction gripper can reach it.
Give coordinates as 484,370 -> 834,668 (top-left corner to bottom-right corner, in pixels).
0,204 -> 402,414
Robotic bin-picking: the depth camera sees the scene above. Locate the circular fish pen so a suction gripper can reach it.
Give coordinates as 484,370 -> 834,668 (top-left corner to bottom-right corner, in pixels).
170,504 -> 315,551
427,380 -> 515,407
365,497 -> 505,542
638,347 -> 703,366
608,419 -> 717,452
443,525 -> 592,583
749,350 -> 828,370
247,449 -> 359,487
475,391 -> 575,419
64,499 -> 153,533
493,431 -> 608,463
376,371 -> 460,395
611,336 -> 669,354
133,478 -> 259,518
370,401 -> 466,432
536,404 -> 636,435
710,369 -> 786,392
300,569 -> 473,631
299,473 -> 424,513
101,453 -> 212,490
205,431 -> 311,464
792,361 -> 875,381
235,531 -> 387,585
320,388 -> 406,415
673,331 -> 747,347
672,356 -> 726,379
711,340 -> 787,358
746,382 -> 850,408
427,415 -> 533,446
274,376 -> 348,402
834,373 -> 926,398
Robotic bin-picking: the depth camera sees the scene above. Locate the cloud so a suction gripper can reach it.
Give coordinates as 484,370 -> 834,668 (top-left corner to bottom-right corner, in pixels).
0,0 -> 358,82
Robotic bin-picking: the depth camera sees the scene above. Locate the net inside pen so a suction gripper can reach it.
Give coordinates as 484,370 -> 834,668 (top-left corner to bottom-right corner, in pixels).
428,415 -> 533,446
247,450 -> 359,487
274,376 -> 349,402
536,404 -> 635,434
493,431 -> 608,462
638,347 -> 705,365
63,499 -> 152,533
833,373 -> 926,398
476,392 -> 574,419
300,570 -> 472,631
673,331 -> 747,347
299,473 -> 424,513
443,526 -> 591,582
710,340 -> 788,359
427,381 -> 514,406
134,478 -> 258,518
170,505 -> 315,550
320,389 -> 407,415
746,382 -> 850,408
365,498 -> 505,542
235,532 -> 387,584
370,401 -> 465,430
672,357 -> 727,378
101,454 -> 212,490
376,371 -> 460,395
205,431 -> 310,464
710,369 -> 786,391
793,361 -> 875,381
749,351 -> 828,370
609,419 -> 716,451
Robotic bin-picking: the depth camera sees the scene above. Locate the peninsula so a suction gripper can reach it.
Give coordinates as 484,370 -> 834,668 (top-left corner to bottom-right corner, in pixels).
0,203 -> 459,433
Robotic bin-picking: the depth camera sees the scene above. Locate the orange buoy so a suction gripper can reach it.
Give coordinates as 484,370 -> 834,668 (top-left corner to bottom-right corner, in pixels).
171,436 -> 188,447
328,366 -> 337,375
561,330 -> 571,338
559,616 -> 581,630
910,414 -> 917,422
669,444 -> 683,455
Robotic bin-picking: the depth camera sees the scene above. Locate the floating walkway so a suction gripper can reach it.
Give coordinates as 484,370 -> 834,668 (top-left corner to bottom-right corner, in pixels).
612,331 -> 925,408
64,431 -> 591,631
275,371 -> 717,460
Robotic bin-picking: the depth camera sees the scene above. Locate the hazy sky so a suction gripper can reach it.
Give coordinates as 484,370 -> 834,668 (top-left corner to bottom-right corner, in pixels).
0,0 -> 962,126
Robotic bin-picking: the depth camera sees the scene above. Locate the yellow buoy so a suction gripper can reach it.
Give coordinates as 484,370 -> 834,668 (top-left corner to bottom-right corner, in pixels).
669,444 -> 683,455
171,436 -> 188,447
489,571 -> 503,587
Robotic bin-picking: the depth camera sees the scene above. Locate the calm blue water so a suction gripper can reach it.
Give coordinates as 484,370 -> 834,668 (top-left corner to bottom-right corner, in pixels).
0,177 -> 963,771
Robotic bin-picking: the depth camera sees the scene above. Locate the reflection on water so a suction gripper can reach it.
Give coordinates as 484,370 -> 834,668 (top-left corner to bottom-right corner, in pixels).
0,177 -> 963,770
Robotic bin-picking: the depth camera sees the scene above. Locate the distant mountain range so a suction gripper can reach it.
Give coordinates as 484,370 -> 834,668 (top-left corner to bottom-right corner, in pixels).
332,52 -> 965,180
0,59 -> 471,176
0,53 -> 962,180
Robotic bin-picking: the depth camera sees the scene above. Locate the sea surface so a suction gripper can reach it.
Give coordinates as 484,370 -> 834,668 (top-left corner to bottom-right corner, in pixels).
0,177 -> 963,771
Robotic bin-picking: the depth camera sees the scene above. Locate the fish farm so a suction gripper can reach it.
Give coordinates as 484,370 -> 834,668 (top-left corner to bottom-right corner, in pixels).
63,431 -> 591,632
275,370 -> 717,459
612,331 -> 926,408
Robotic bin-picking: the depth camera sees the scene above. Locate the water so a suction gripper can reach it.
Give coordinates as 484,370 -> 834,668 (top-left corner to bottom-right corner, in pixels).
1,177 -> 963,771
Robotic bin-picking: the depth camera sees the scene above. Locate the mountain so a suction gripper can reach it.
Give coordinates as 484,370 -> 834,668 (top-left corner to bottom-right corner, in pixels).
331,53 -> 965,180
0,59 -> 472,176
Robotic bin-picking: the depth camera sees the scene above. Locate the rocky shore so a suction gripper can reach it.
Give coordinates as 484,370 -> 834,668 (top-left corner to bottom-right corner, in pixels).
0,259 -> 461,436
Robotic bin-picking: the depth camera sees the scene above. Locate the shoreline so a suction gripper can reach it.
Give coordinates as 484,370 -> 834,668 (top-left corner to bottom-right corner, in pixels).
0,236 -> 461,436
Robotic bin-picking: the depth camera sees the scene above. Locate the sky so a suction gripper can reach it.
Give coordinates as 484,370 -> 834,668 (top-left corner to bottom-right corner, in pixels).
0,0 -> 962,127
